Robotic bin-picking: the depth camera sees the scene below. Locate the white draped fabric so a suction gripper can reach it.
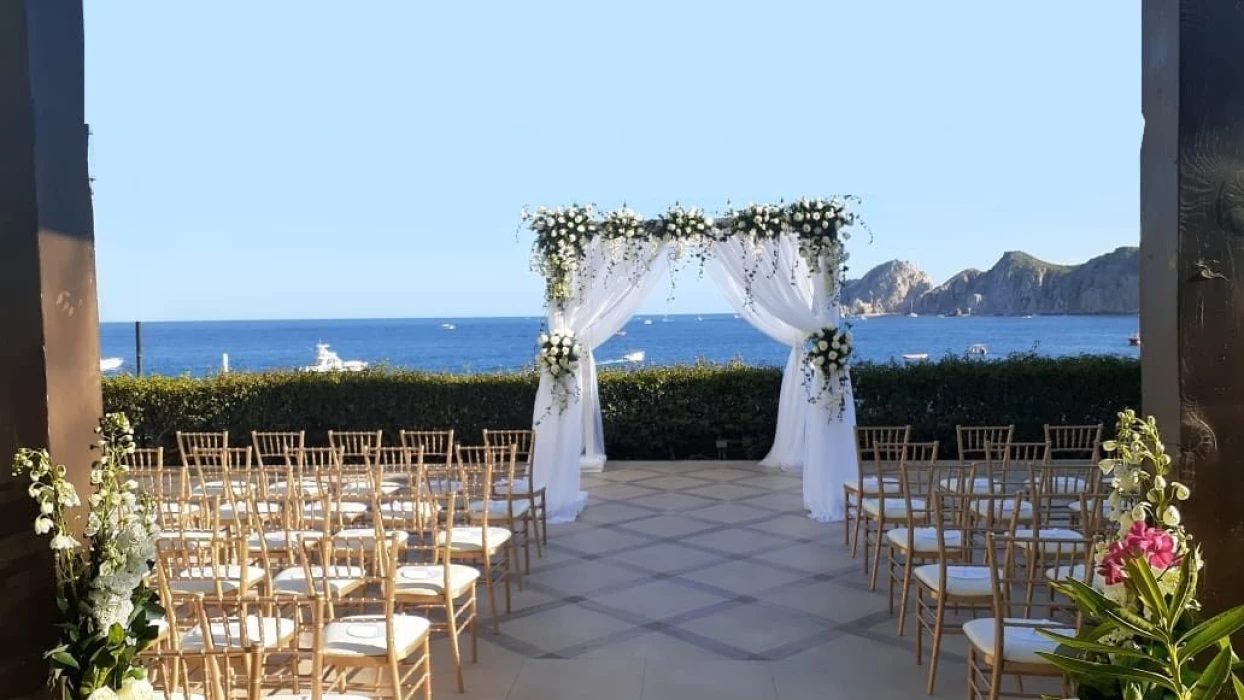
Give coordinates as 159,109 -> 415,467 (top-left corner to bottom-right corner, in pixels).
532,239 -> 669,523
709,235 -> 857,521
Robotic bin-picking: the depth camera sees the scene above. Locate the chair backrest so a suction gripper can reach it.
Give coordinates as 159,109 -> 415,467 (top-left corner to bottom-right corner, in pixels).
855,426 -> 912,460
483,429 -> 534,464
176,430 -> 229,466
401,429 -> 455,463
904,441 -> 940,466
956,425 -> 1015,463
1044,423 -> 1104,462
285,446 -> 344,469
327,430 -> 383,463
147,645 -> 263,700
127,447 -> 165,469
983,534 -> 1092,659
251,430 -> 305,465
929,477 -> 1024,569
897,442 -> 941,525
985,440 -> 1050,492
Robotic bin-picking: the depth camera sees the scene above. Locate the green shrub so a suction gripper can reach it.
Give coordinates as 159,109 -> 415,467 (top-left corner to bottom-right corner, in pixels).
103,354 -> 1139,461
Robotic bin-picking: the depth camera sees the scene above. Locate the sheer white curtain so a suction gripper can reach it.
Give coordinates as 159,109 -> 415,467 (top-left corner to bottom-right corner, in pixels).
709,235 -> 857,521
531,239 -> 669,523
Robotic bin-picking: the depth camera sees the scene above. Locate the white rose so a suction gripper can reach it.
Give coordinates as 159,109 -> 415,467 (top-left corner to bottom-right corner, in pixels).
539,333 -> 549,344
562,337 -> 572,347
88,688 -> 120,700
831,340 -> 840,349
802,224 -> 811,233
817,341 -> 828,351
794,212 -> 804,222
813,356 -> 825,366
812,211 -> 821,221
828,351 -> 838,360
704,217 -> 714,227
576,225 -> 585,233
118,678 -> 154,700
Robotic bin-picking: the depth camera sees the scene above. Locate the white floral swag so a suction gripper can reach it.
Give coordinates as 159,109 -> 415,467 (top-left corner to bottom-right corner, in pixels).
804,326 -> 853,416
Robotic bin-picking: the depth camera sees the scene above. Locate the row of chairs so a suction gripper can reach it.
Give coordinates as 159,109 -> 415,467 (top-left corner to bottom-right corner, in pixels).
842,425 -> 1107,700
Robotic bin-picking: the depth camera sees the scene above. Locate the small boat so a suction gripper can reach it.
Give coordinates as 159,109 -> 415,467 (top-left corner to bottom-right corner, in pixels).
906,313 -> 919,318
902,353 -> 929,362
1129,333 -> 1141,347
696,316 -> 704,321
643,319 -> 653,326
614,331 -> 627,337
966,344 -> 989,356
1022,315 -> 1035,319
623,351 -> 645,363
302,344 -> 367,373
441,323 -> 456,330
100,358 -> 123,372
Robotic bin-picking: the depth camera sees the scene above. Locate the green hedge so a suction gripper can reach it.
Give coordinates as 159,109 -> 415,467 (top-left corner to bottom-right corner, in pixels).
102,354 -> 1140,461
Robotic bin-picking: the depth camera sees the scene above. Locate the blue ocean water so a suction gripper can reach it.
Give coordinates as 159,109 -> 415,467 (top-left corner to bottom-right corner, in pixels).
99,314 -> 1141,377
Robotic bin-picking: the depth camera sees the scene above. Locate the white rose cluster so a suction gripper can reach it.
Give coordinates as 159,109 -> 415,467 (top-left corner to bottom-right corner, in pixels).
789,197 -> 853,276
657,204 -> 713,243
525,205 -> 599,303
729,203 -> 784,240
806,326 -> 853,373
537,330 -> 582,378
602,207 -> 649,242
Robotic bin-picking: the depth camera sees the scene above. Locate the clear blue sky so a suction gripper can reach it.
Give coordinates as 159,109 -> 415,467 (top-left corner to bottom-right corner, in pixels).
85,1 -> 1139,322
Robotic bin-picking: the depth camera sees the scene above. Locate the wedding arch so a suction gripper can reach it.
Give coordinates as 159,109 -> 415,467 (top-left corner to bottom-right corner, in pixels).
523,200 -> 860,525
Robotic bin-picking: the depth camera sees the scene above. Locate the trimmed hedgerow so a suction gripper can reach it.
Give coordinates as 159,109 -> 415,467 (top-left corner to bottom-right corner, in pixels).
102,354 -> 1139,461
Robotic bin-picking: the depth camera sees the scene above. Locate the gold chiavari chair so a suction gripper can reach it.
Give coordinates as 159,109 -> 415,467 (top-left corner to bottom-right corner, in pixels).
1043,423 -> 1104,462
367,445 -> 419,486
146,645 -> 264,700
188,446 -> 253,499
986,441 -> 1051,494
328,429 -> 383,464
881,442 -> 942,634
157,531 -> 270,600
247,464 -> 328,570
400,429 -> 455,464
176,430 -> 229,467
859,443 -> 912,584
848,425 -> 913,554
393,461 -> 479,693
451,445 -> 515,634
318,541 -> 433,700
272,531 -> 370,605
967,534 -> 1091,700
274,446 -> 342,500
179,593 -> 300,652
251,430 -> 306,466
369,447 -> 433,551
915,483 -> 1024,695
957,425 -> 1015,464
466,442 -> 534,575
483,428 -> 547,550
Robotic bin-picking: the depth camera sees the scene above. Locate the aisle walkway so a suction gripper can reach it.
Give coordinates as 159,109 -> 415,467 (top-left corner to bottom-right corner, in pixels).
435,461 -> 973,700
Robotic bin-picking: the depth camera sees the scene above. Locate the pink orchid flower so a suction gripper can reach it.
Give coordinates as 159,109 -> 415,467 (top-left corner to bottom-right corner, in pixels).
1097,521 -> 1181,586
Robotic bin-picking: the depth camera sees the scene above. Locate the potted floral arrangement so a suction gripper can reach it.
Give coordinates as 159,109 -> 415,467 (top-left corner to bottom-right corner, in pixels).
11,413 -> 163,700
1040,410 -> 1244,700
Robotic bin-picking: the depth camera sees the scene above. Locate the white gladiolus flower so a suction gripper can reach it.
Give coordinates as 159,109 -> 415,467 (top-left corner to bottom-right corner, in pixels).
1162,505 -> 1181,527
34,517 -> 54,535
50,533 -> 79,550
1173,482 -> 1191,500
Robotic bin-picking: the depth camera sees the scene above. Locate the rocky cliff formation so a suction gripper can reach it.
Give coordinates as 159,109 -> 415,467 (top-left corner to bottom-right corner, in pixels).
842,247 -> 1138,315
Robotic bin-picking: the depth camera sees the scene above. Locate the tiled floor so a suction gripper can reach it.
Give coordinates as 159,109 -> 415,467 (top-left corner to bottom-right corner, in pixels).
432,460 -> 1055,700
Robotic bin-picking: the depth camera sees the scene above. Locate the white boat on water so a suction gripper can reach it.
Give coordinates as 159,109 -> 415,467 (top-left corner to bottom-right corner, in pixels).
902,353 -> 929,362
302,344 -> 367,373
100,357 -> 123,372
643,319 -> 653,326
441,323 -> 456,330
623,351 -> 645,363
967,344 -> 989,356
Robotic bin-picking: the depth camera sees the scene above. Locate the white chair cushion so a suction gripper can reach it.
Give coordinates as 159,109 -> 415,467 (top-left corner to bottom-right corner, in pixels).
191,480 -> 248,497
1045,563 -> 1100,585
375,500 -> 438,522
939,476 -> 996,494
914,564 -> 996,597
438,526 -> 512,554
160,501 -> 202,515
1067,499 -> 1113,517
266,695 -> 373,700
217,501 -> 281,521
154,693 -> 206,700
886,527 -> 962,553
971,499 -> 1035,520
181,615 -> 296,650
302,501 -> 369,521
273,565 -> 367,595
1013,528 -> 1088,554
266,479 -> 324,497
497,477 -> 540,495
394,563 -> 481,599
158,530 -> 220,543
248,530 -> 324,550
862,498 -> 923,519
170,565 -> 266,594
322,614 -> 431,658
333,528 -> 408,547
468,499 -> 530,519
339,481 -> 404,497
848,476 -> 901,495
963,618 -> 1073,664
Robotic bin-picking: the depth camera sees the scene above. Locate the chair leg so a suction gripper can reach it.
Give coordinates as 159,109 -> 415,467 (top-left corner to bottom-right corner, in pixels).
529,510 -> 543,560
502,549 -> 513,614
927,598 -> 947,695
540,493 -> 548,546
898,558 -> 915,637
843,487 -> 853,547
470,594 -> 479,662
869,528 -> 885,591
446,600 -> 465,693
482,559 -> 500,635
988,659 -> 1004,700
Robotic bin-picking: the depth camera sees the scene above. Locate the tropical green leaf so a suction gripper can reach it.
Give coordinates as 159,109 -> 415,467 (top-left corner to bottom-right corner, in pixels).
1170,551 -> 1199,628
1232,670 -> 1244,700
1055,578 -> 1114,619
1037,653 -> 1178,693
48,650 -> 80,671
1181,606 -> 1244,660
1102,604 -> 1166,642
1040,630 -> 1156,661
1191,645 -> 1234,700
1126,557 -> 1170,626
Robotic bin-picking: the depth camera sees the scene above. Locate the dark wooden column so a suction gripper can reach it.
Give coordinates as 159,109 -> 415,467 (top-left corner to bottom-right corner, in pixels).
0,1 -> 101,697
1141,1 -> 1244,614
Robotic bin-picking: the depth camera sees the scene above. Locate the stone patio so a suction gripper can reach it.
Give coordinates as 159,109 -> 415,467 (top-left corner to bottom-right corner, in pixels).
431,460 -> 1059,699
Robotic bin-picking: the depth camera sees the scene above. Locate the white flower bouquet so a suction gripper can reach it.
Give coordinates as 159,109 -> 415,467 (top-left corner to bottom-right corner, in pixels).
12,413 -> 163,700
788,197 -> 853,275
728,202 -> 785,241
524,204 -> 598,303
537,329 -> 583,413
656,204 -> 713,243
804,326 -> 853,413
600,206 -> 650,243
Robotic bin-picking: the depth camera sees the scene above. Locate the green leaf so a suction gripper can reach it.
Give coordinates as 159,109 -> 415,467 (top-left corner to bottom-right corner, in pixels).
48,651 -> 80,671
1037,652 -> 1179,693
1101,603 -> 1167,642
1125,556 -> 1170,628
1170,550 -> 1199,627
1191,645 -> 1234,700
1040,629 -> 1156,661
1182,606 -> 1244,660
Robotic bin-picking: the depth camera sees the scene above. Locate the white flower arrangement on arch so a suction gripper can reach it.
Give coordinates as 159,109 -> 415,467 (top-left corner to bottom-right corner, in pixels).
12,413 -> 163,700
728,202 -> 785,242
538,329 -> 583,414
788,197 -> 853,280
804,326 -> 853,415
524,204 -> 598,304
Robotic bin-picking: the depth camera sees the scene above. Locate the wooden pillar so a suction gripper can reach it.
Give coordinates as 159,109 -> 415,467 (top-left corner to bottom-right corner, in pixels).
0,1 -> 101,697
1141,0 -> 1244,614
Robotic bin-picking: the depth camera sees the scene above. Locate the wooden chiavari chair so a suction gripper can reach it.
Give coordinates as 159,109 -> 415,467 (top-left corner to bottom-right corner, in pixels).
188,446 -> 253,500
176,430 -> 229,467
179,593 -> 300,651
251,430 -> 306,466
393,460 -> 479,693
157,531 -> 270,600
985,441 -> 1051,495
146,645 -> 264,700
1043,423 -> 1104,462
247,463 -> 328,570
880,442 -> 941,634
467,441 -> 534,575
957,425 -> 1015,464
967,534 -> 1091,700
451,445 -> 515,634
400,429 -> 455,464
859,442 -> 911,584
328,429 -> 383,465
318,540 -> 433,700
272,531 -> 370,605
915,483 -> 1023,694
483,428 -> 547,551
369,447 -> 433,551
848,425 -> 913,555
